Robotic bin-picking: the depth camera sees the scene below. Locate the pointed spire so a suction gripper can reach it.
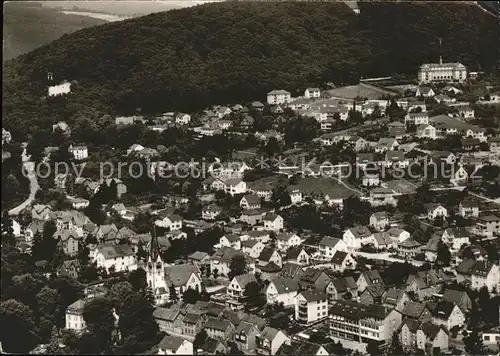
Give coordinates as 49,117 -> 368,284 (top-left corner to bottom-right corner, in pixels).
150,225 -> 161,262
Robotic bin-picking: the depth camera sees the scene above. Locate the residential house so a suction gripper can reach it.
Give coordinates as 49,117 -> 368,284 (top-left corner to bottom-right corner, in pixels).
382,288 -> 410,311
362,173 -> 380,187
400,320 -> 448,353
154,307 -> 184,334
157,335 -> 193,355
204,317 -> 235,341
415,86 -> 435,97
427,204 -> 448,221
488,136 -> 500,153
154,214 -> 182,231
359,283 -> 386,305
461,138 -> 481,151
65,298 -> 87,332
305,88 -> 321,99
276,233 -> 302,252
397,238 -> 422,259
267,90 -> 292,105
32,204 -> 53,221
326,277 -> 358,302
240,194 -> 261,210
329,300 -> 402,344
375,138 -> 399,153
263,213 -> 284,231
225,178 -> 247,196
430,300 -> 465,331
299,268 -> 332,292
228,274 -> 257,299
388,122 -> 407,139
241,240 -> 265,259
266,278 -> 299,307
175,113 -> 191,125
370,212 -> 389,231
94,244 -> 137,272
441,227 -> 470,251
164,264 -> 202,297
342,225 -> 373,251
442,289 -> 472,313
417,124 -> 437,139
475,215 -> 500,237
234,321 -> 260,353
357,270 -> 384,293
458,198 -> 479,218
385,150 -> 409,168
202,204 -> 223,220
258,247 -> 283,269
405,269 -> 452,299
318,236 -> 348,260
219,234 -> 241,250
331,251 -> 357,273
68,145 -> 88,160
54,229 -> 81,257
456,260 -> 500,292
434,94 -> 455,104
295,291 -> 329,325
400,301 -> 432,322
211,247 -> 251,277
405,112 -> 429,125
430,151 -> 456,165
255,327 -> 291,355
286,246 -> 310,266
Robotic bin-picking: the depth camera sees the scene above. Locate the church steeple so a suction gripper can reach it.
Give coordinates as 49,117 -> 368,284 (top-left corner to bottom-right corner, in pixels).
149,225 -> 161,263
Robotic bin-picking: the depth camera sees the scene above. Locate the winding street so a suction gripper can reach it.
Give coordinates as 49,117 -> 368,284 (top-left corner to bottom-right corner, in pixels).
8,152 -> 39,216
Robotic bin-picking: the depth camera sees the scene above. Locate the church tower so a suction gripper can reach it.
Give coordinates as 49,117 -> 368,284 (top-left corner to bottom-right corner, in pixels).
146,227 -> 167,295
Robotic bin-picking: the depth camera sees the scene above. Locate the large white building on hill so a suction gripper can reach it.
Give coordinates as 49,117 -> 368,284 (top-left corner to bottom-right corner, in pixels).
418,57 -> 467,84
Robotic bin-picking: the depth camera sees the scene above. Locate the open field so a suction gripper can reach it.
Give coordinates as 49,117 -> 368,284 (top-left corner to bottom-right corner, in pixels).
291,177 -> 361,199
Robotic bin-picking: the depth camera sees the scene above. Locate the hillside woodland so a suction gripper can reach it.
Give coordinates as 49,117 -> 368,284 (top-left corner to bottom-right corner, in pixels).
3,1 -> 500,138
3,2 -> 106,61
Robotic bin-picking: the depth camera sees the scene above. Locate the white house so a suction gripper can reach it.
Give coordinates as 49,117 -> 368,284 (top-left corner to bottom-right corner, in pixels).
48,82 -> 71,97
256,327 -> 291,356
155,214 -> 183,230
427,204 -> 448,221
288,189 -> 303,204
276,232 -> 302,251
342,226 -> 373,251
263,213 -> 284,231
431,301 -> 465,331
69,145 -> 88,160
318,236 -> 347,259
224,178 -> 247,196
228,274 -> 257,299
295,291 -> 328,325
405,112 -> 429,126
175,113 -> 191,125
241,239 -> 265,259
202,204 -> 223,220
331,251 -> 357,273
370,212 -> 389,231
158,335 -> 193,355
417,124 -> 437,139
304,88 -> 321,99
459,199 -> 479,218
240,194 -> 261,210
415,86 -> 435,97
267,90 -> 292,105
266,278 -> 299,307
93,244 -> 137,273
65,298 -> 87,332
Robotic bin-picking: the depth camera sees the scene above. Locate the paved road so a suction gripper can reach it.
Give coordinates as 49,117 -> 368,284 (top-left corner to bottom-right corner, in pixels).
353,251 -> 426,267
8,154 -> 39,216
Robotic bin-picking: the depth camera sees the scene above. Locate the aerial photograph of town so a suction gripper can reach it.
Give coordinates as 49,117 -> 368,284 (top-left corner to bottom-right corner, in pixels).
1,0 -> 500,354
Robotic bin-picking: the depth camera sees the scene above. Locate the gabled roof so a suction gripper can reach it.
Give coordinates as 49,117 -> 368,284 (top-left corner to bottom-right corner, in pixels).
158,335 -> 185,351
164,264 -> 200,287
97,243 -> 134,259
300,290 -> 327,302
382,288 -> 405,307
443,289 -> 470,306
331,276 -> 357,293
401,301 -> 428,318
331,251 -> 349,265
259,247 -> 278,262
286,246 -> 306,260
419,321 -> 445,340
431,300 -> 457,320
319,236 -> 342,248
241,194 -> 261,205
364,283 -> 386,299
359,270 -> 384,285
279,262 -> 303,280
330,300 -> 389,320
270,277 -> 299,294
204,316 -> 233,331
234,273 -> 257,289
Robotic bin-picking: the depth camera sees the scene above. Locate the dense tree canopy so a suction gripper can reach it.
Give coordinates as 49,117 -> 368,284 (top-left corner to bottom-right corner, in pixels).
4,1 -> 500,138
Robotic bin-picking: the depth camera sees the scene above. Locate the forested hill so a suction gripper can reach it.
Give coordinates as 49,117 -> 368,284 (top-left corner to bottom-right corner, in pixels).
3,1 -> 500,137
3,2 -> 107,61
